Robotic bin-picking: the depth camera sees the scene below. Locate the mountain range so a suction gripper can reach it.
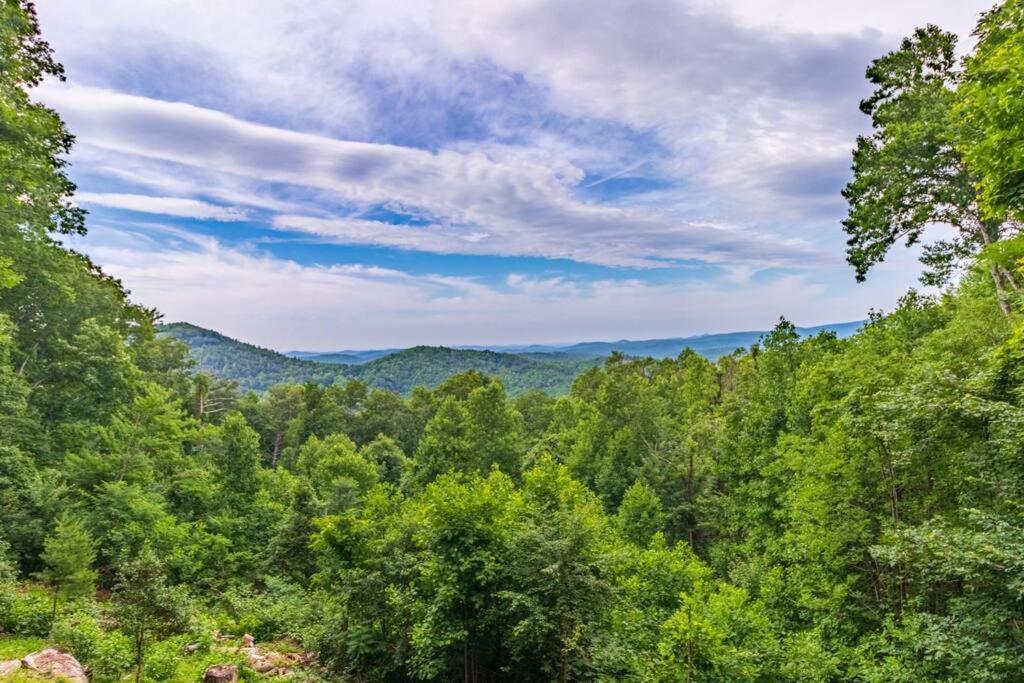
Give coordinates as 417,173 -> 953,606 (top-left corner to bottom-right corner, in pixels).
158,319 -> 864,394
284,320 -> 864,364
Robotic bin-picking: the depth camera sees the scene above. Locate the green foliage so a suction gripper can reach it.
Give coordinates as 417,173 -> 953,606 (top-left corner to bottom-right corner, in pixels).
1,586 -> 51,637
841,23 -> 1022,299
2,4 -> 1024,680
36,515 -> 97,617
0,0 -> 84,237
957,0 -> 1024,218
217,577 -> 311,643
113,546 -> 191,683
616,480 -> 666,545
49,606 -> 134,682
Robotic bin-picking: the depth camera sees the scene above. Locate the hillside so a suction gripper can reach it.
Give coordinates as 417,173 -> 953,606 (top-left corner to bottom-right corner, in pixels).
159,321 -> 866,394
157,323 -> 344,391
352,345 -> 597,395
157,323 -> 597,394
540,320 -> 864,358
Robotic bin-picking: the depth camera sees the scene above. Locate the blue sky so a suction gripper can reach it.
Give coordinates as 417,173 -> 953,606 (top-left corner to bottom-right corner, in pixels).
34,0 -> 989,349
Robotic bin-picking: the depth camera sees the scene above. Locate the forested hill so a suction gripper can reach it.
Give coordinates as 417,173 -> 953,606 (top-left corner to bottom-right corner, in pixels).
157,322 -> 597,394
352,345 -> 597,395
159,321 -> 861,395
157,322 -> 344,390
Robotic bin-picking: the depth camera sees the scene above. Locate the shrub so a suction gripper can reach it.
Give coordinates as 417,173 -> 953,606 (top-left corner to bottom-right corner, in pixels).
218,577 -> 309,642
143,637 -> 182,681
1,589 -> 52,636
90,630 -> 134,683
48,606 -> 133,683
49,606 -> 104,665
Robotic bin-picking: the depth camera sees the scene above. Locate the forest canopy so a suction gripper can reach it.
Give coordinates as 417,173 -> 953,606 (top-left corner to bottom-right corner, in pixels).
2,1 -> 1024,681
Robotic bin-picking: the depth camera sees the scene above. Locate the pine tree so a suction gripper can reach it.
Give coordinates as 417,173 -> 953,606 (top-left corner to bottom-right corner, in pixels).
36,515 -> 97,619
113,546 -> 189,683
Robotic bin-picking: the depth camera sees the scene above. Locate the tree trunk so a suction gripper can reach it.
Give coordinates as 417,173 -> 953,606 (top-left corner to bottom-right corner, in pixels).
990,265 -> 1013,317
978,220 -> 1014,316
271,432 -> 283,467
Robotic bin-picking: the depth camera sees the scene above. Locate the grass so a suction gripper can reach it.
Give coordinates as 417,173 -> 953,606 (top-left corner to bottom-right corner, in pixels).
0,636 -> 50,682
0,635 -> 47,660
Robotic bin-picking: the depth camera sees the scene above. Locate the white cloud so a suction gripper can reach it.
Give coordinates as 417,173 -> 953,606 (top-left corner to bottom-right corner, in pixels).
43,83 -> 828,269
76,227 -> 915,349
76,192 -> 248,221
35,0 -> 994,230
31,0 -> 980,345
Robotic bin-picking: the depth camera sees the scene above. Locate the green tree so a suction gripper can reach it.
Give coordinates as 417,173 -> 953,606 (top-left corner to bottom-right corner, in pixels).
616,480 -> 665,546
465,380 -> 523,475
266,480 -> 322,582
842,25 -> 1020,309
260,383 -> 304,466
113,546 -> 190,683
210,412 -> 261,502
360,433 -> 409,486
503,458 -> 615,681
0,0 -> 84,237
296,433 -> 378,511
410,396 -> 472,485
957,0 -> 1024,219
36,515 -> 97,619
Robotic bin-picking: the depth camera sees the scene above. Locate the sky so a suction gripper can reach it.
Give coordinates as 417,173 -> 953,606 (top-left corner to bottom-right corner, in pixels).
34,0 -> 991,350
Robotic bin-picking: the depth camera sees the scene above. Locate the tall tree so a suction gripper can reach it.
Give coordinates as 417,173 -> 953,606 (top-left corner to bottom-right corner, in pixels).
842,25 -> 1020,311
957,0 -> 1024,219
0,0 -> 84,238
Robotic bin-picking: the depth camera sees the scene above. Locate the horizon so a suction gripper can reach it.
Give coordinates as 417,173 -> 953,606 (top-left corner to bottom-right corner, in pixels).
35,0 -> 990,348
163,317 -> 865,355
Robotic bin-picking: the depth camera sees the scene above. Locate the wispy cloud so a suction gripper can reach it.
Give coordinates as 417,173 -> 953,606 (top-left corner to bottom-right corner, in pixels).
79,226 -> 903,349
76,192 -> 249,221
43,84 -> 828,269
31,0 -> 990,344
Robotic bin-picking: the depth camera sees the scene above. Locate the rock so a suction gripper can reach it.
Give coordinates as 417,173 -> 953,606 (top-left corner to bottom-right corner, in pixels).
203,663 -> 238,682
0,660 -> 20,676
185,641 -> 201,654
20,649 -> 87,683
242,633 -> 255,647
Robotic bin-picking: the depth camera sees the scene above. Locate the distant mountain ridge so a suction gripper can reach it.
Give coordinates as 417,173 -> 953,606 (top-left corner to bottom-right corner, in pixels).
157,323 -> 597,394
287,320 -> 865,363
159,320 -> 864,395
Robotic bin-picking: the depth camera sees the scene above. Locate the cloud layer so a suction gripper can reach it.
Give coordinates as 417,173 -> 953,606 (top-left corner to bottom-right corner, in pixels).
31,0 -> 994,347
80,225 -> 913,349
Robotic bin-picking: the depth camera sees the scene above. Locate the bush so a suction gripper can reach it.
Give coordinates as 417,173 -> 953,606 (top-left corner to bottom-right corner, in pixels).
90,630 -> 134,683
48,606 -> 133,683
1,589 -> 51,636
217,577 -> 309,642
49,606 -> 104,665
143,637 -> 182,682
184,612 -> 216,655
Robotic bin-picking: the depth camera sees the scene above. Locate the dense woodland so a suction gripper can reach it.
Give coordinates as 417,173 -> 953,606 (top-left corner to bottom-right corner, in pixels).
3,0 -> 1024,681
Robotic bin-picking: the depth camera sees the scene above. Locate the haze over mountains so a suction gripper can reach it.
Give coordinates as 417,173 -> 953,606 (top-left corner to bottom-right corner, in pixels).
160,319 -> 864,394
287,320 -> 864,364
